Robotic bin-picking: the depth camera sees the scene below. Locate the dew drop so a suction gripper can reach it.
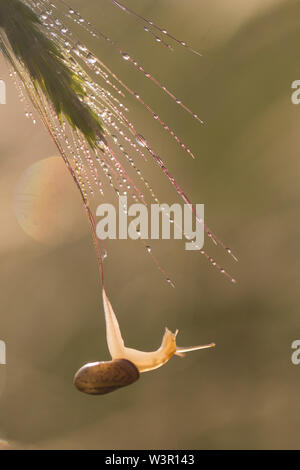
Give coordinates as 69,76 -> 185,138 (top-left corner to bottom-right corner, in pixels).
77,43 -> 87,52
86,53 -> 97,64
166,278 -> 175,288
121,52 -> 130,61
136,134 -> 147,147
96,139 -> 105,149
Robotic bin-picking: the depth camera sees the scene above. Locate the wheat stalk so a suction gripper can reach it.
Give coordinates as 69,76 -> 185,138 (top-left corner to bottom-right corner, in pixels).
0,0 -> 237,286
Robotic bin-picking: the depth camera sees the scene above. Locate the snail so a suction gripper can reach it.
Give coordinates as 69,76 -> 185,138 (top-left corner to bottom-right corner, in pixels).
74,289 -> 215,395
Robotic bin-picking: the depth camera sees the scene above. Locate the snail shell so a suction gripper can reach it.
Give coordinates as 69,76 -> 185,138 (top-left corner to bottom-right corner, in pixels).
74,359 -> 140,395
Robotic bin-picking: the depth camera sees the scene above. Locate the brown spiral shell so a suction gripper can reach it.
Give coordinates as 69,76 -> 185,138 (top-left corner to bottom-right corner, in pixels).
73,359 -> 140,395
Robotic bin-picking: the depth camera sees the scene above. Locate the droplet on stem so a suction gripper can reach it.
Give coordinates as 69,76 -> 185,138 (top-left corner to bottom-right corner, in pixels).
136,134 -> 147,147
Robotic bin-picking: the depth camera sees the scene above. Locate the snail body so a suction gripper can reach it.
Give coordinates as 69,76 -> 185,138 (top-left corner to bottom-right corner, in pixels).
74,288 -> 215,395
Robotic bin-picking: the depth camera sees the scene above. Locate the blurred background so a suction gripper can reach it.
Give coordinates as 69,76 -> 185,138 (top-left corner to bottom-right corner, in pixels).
0,0 -> 300,450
